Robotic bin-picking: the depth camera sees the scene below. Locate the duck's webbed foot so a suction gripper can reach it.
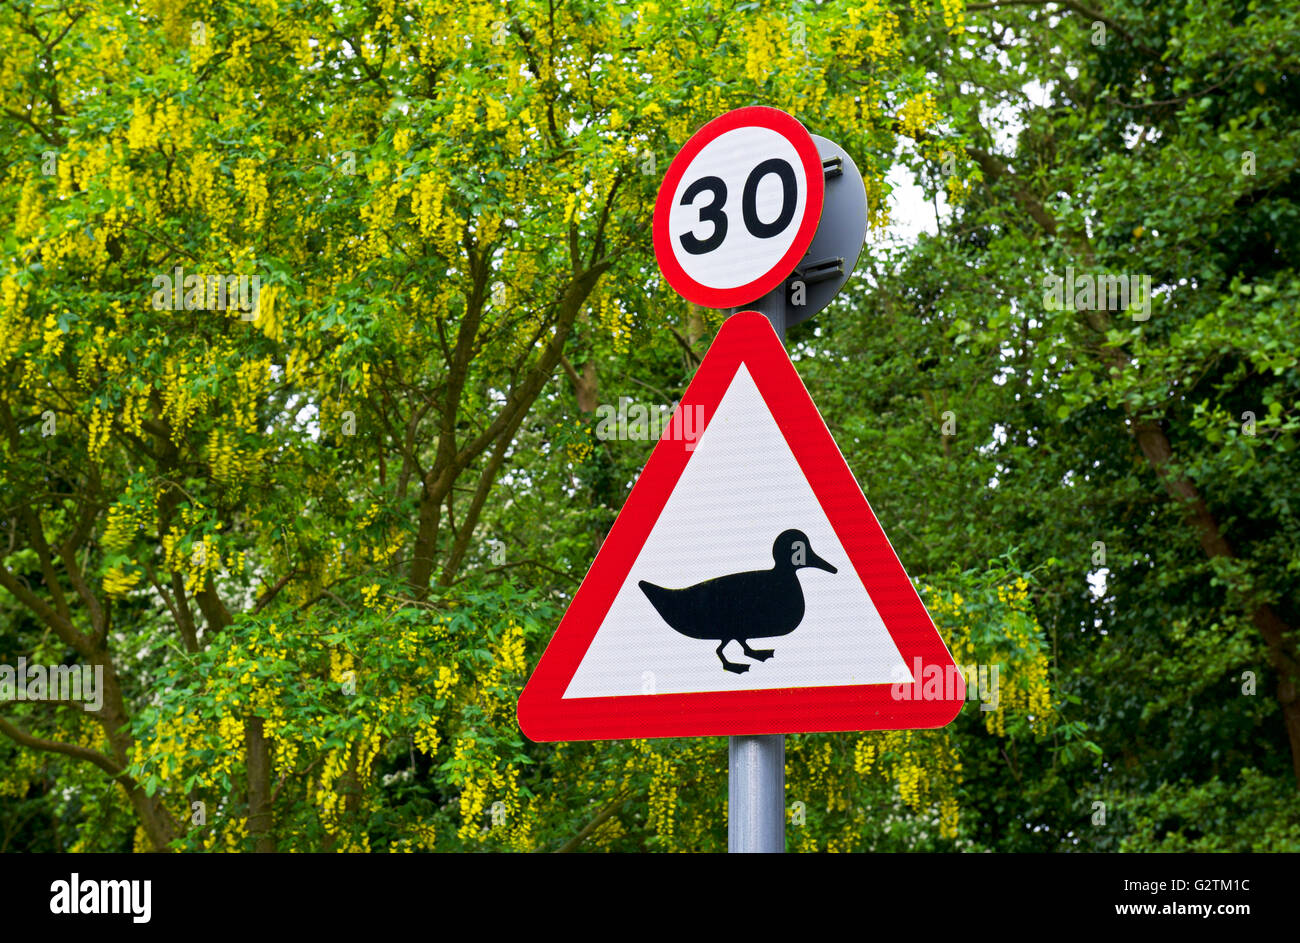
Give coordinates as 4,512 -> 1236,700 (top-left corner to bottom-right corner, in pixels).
717,641 -> 750,673
740,641 -> 775,661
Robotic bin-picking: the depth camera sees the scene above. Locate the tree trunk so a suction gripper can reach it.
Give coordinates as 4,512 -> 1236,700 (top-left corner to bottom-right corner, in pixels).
1133,419 -> 1300,784
245,716 -> 276,852
968,143 -> 1300,784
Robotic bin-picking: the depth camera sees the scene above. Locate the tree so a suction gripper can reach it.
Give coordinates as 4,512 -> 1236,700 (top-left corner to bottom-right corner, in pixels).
4,0 -> 1048,852
837,0 -> 1299,847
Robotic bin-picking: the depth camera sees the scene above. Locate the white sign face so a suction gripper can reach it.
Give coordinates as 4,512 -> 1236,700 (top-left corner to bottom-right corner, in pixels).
667,126 -> 810,293
653,107 -> 825,309
562,364 -> 912,699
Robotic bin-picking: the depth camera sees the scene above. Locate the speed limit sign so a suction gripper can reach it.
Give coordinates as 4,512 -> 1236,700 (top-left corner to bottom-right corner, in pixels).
653,107 -> 825,310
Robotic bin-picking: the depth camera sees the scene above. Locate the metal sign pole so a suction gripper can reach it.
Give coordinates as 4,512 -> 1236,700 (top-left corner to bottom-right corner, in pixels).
729,733 -> 785,852
727,288 -> 787,854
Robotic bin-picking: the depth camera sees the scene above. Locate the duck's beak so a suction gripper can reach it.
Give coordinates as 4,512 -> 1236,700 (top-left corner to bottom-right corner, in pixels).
806,551 -> 837,574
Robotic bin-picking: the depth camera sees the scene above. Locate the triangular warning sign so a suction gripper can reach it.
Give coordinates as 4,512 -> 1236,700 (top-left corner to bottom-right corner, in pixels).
518,311 -> 964,741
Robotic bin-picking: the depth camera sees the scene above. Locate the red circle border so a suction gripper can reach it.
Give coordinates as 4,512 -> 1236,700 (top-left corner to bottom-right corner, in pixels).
653,107 -> 826,310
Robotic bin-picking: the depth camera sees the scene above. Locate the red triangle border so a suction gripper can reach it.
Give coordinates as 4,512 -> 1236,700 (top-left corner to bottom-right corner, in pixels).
517,311 -> 965,740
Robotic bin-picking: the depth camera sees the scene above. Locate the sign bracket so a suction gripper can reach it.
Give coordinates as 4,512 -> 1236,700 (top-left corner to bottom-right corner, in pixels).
791,257 -> 845,286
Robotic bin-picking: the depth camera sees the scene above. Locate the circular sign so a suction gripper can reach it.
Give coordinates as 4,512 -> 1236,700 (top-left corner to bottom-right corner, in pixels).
653,107 -> 825,310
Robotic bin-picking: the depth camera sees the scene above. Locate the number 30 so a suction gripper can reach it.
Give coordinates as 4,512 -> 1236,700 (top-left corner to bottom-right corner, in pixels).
678,158 -> 797,256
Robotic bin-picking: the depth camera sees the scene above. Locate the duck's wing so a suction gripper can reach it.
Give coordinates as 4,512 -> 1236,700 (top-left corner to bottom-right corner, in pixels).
691,569 -> 808,640
638,571 -> 776,640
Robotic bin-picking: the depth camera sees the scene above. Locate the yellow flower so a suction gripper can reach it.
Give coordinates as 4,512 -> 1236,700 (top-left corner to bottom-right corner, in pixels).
103,565 -> 141,598
899,92 -> 938,139
87,407 -> 112,461
414,719 -> 441,756
41,313 -> 64,356
15,180 -> 45,238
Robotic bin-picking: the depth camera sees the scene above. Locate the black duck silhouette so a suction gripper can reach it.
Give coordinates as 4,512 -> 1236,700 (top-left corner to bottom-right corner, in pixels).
638,529 -> 838,673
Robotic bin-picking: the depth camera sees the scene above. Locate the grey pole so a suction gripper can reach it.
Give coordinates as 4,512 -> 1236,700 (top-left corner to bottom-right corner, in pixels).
726,287 -> 787,853
728,733 -> 785,852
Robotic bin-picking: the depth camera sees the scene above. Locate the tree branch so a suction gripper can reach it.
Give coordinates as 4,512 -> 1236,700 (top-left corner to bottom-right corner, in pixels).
0,715 -> 126,781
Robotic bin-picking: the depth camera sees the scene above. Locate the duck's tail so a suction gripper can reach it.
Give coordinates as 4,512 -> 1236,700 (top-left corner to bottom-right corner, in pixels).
638,580 -> 671,614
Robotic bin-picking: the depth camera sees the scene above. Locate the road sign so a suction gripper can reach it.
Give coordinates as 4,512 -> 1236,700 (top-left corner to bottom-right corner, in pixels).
653,107 -> 825,310
517,311 -> 965,741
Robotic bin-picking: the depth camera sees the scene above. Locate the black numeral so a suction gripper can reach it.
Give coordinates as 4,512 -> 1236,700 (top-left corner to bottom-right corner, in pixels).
678,159 -> 798,256
678,176 -> 728,255
742,158 -> 797,239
